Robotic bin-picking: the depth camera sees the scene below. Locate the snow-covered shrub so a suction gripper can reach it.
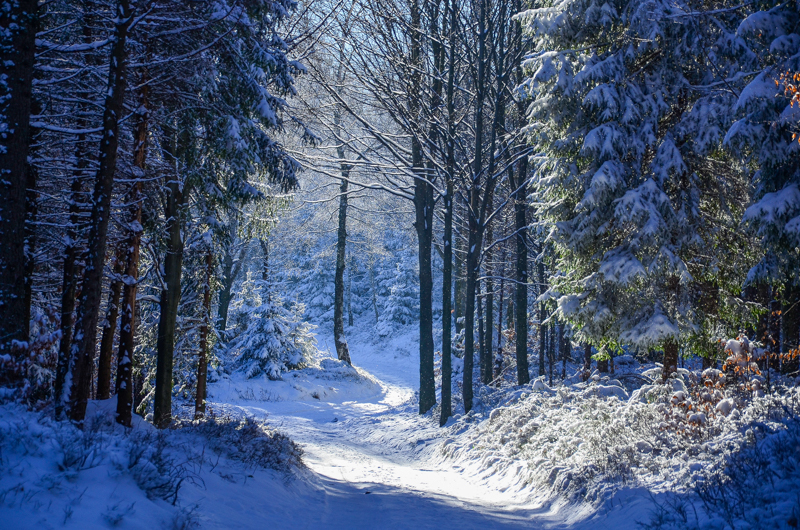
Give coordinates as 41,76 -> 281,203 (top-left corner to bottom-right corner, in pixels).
441,372 -> 800,509
0,402 -> 304,519
228,294 -> 316,380
644,402 -> 800,529
181,413 -> 303,472
126,431 -> 195,505
0,305 -> 60,405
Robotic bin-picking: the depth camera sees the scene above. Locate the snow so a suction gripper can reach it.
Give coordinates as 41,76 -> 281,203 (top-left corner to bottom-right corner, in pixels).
734,72 -> 780,112
5,322 -> 800,529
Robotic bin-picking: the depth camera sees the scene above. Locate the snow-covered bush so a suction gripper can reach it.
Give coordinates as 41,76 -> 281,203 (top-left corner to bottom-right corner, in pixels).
440,369 -> 800,509
178,413 -> 303,472
227,294 -> 317,380
644,410 -> 800,530
0,305 -> 60,405
0,402 -> 304,522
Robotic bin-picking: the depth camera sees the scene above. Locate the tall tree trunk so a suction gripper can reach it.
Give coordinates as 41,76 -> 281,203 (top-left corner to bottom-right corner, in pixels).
496,257 -> 504,385
0,0 -> 37,368
216,239 -> 245,334
334,175 -> 352,364
454,233 -> 466,334
333,66 -> 352,364
67,0 -> 133,422
410,0 -> 435,415
195,251 -> 213,419
23,156 -> 38,342
369,260 -> 379,323
463,0 -> 489,413
482,246 -> 494,384
508,0 -> 530,388
548,323 -> 554,385
97,246 -> 125,399
662,340 -> 679,383
259,239 -> 269,282
115,80 -> 148,428
560,323 -> 567,380
440,0 -> 456,423
511,163 -> 529,384
347,256 -> 354,327
477,282 -> 486,379
508,23 -> 530,383
441,181 -> 454,426
538,260 -> 546,378
153,162 -> 188,429
56,162 -> 86,417
415,181 -> 435,413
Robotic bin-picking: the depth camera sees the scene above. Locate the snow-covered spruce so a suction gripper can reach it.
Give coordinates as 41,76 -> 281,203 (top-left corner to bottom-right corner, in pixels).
226,290 -> 316,380
517,0 -> 756,361
377,248 -> 420,337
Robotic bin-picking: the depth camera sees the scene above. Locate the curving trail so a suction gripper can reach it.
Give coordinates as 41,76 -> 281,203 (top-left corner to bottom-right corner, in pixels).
206,333 -> 560,530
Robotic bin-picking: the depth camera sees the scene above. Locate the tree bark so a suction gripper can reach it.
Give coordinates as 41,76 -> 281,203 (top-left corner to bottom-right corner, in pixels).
508,12 -> 530,383
548,323 -> 554,385
583,343 -> 592,380
662,339 -> 679,383
440,178 -> 454,425
333,64 -> 352,363
97,246 -> 125,399
56,164 -> 86,417
195,252 -> 213,419
23,155 -> 38,344
538,261 -> 546,378
67,0 -> 133,422
454,233 -> 466,334
115,80 -> 148,428
441,0 -> 456,421
216,237 -> 245,334
482,244 -> 494,385
334,175 -> 352,364
153,156 -> 188,429
477,280 -> 486,380
0,0 -> 37,367
347,256 -> 354,327
369,260 -> 379,323
560,323 -> 568,380
259,239 -> 269,282
463,0 -> 489,413
409,0 -> 435,415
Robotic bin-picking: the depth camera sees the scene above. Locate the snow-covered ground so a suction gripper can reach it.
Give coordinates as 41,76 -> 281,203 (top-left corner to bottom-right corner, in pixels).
3,322 -> 799,529
209,328 -> 552,529
203,324 -> 674,530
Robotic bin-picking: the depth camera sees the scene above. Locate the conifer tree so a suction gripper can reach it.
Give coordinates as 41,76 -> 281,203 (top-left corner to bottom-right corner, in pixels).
519,0 -> 754,380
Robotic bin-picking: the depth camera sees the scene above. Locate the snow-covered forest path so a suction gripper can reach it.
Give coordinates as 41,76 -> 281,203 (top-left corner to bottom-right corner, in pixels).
207,332 -> 560,529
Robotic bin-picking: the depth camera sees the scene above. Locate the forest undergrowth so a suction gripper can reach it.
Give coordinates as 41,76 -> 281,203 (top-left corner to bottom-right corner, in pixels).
0,400 -> 303,527
436,354 -> 800,529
